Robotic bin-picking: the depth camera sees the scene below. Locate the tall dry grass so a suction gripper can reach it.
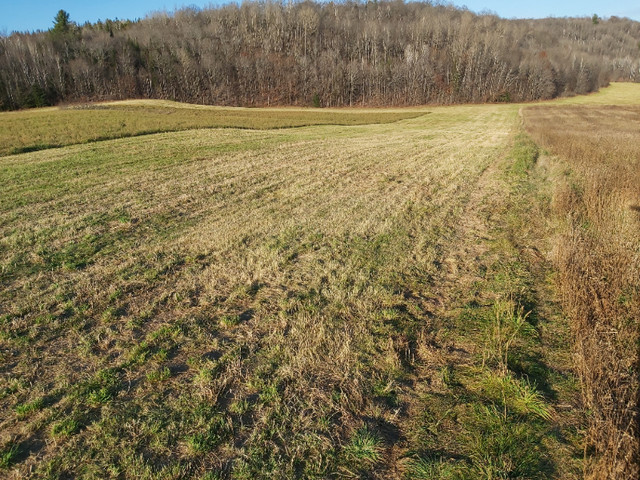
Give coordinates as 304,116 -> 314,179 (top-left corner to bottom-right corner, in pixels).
525,105 -> 640,479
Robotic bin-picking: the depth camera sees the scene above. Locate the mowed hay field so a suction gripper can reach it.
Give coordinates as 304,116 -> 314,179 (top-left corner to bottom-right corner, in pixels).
0,102 -> 423,156
1,84 -> 638,478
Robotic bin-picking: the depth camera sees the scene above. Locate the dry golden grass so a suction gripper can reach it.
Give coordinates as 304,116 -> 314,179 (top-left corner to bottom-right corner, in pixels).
552,82 -> 640,106
524,103 -> 640,479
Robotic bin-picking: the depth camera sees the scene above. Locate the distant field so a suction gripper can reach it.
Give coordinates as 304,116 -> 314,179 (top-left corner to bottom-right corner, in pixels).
553,81 -> 640,105
2,82 -> 634,157
1,83 -> 639,479
0,102 -> 425,156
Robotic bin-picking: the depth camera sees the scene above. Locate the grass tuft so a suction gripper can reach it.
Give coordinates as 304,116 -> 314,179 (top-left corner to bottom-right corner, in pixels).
482,299 -> 536,373
342,426 -> 384,474
465,405 -> 546,479
14,397 -> 44,419
51,418 -> 81,437
146,366 -> 172,383
480,372 -> 552,420
76,368 -> 122,405
0,442 -> 20,469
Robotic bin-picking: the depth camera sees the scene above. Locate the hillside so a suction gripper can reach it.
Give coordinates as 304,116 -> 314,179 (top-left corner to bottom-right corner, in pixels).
1,1 -> 640,110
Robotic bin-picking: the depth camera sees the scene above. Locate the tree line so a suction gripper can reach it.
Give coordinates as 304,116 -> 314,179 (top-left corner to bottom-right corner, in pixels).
1,1 -> 640,110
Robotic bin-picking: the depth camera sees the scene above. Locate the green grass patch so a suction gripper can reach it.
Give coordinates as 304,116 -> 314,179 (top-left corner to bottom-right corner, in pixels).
146,366 -> 172,383
343,426 -> 384,469
51,418 -> 81,437
0,442 -> 20,469
509,134 -> 539,176
14,397 -> 44,419
75,368 -> 122,405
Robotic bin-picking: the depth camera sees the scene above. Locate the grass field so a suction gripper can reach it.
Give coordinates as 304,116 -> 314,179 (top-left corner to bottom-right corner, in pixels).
1,84 -> 638,479
553,81 -> 640,105
0,102 -> 424,156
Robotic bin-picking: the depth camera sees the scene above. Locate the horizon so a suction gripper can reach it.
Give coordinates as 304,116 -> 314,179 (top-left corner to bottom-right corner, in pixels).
1,0 -> 640,35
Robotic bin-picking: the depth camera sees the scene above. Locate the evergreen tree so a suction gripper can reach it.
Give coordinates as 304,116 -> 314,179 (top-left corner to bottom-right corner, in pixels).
51,10 -> 71,35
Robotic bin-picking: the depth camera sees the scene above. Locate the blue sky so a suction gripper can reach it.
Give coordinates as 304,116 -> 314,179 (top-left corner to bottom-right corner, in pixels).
455,1 -> 640,20
1,1 -> 639,34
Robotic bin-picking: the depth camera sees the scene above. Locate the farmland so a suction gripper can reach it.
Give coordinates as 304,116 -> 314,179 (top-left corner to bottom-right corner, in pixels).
0,102 -> 423,156
1,83 -> 638,478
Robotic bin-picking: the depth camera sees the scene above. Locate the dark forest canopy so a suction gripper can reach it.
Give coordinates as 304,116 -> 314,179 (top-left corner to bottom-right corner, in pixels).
1,1 -> 640,110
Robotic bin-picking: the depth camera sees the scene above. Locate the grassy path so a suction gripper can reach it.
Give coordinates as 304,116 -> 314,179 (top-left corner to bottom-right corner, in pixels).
1,101 -> 584,478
